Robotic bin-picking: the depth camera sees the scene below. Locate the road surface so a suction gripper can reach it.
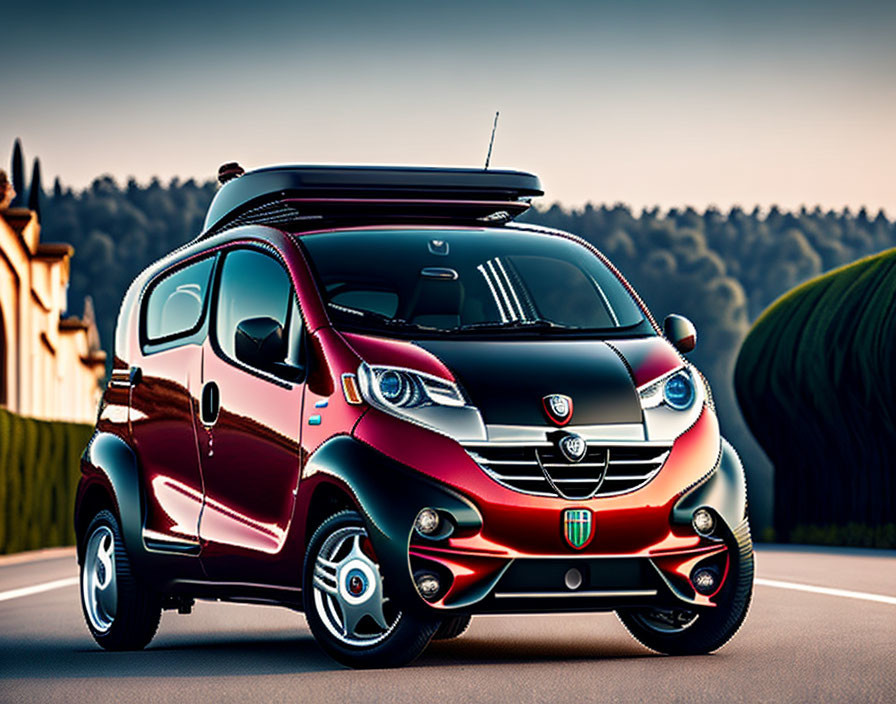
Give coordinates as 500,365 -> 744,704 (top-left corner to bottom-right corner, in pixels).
1,545 -> 893,703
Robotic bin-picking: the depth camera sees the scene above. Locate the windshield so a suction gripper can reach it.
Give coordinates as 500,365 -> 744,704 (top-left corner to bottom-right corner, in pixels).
299,228 -> 650,337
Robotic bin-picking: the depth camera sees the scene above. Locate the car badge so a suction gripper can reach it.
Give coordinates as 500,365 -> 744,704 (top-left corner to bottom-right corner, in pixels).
558,433 -> 587,463
543,394 -> 573,426
563,508 -> 594,550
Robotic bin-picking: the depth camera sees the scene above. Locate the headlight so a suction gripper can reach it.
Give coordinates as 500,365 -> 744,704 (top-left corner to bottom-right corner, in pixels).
639,367 -> 696,411
356,363 -> 486,440
360,365 -> 466,409
663,371 -> 695,410
639,365 -> 707,442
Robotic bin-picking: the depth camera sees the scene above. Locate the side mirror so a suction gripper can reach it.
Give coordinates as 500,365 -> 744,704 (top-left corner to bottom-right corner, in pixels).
663,314 -> 697,353
234,317 -> 302,380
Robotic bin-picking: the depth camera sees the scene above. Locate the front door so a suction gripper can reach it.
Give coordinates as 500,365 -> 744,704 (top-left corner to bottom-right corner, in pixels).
130,255 -> 216,553
197,246 -> 305,584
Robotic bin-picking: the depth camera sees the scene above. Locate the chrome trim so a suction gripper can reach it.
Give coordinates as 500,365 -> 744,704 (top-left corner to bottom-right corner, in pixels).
143,528 -> 200,554
485,423 -> 646,443
536,446 -> 606,500
494,589 -> 658,599
464,440 -> 670,499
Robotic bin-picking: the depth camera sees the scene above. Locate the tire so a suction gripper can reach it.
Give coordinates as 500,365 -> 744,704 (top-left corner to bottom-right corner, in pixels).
303,510 -> 438,668
79,509 -> 161,651
617,519 -> 754,655
432,614 -> 472,641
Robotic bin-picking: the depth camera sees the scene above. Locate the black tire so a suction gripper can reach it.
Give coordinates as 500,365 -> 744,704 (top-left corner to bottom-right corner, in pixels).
303,510 -> 439,668
79,509 -> 161,651
432,614 -> 472,641
617,519 -> 754,655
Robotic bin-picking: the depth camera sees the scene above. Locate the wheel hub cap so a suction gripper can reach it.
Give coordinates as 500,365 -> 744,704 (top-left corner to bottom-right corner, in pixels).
81,525 -> 117,633
312,526 -> 400,646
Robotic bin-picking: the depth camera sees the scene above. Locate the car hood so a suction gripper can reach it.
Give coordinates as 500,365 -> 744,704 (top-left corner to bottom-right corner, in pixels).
341,332 -> 683,428
416,338 -> 647,426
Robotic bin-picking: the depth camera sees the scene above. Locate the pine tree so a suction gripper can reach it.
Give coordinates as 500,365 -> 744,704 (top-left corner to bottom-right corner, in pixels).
28,157 -> 43,220
10,139 -> 25,208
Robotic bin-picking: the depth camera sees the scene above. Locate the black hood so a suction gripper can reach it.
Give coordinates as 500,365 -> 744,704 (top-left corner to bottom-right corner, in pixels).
413,339 -> 642,426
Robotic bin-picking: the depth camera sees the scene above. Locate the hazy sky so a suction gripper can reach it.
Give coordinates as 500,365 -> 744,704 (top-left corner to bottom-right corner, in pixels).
3,0 -> 894,212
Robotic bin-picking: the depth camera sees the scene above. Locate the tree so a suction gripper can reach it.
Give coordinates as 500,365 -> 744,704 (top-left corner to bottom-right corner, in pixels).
28,157 -> 43,220
10,139 -> 25,208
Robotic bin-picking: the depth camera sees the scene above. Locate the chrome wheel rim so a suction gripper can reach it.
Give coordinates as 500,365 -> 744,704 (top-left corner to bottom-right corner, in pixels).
632,607 -> 699,633
82,525 -> 117,633
312,525 -> 401,647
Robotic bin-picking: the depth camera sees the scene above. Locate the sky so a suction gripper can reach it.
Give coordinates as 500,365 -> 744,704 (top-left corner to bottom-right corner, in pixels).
2,0 -> 895,213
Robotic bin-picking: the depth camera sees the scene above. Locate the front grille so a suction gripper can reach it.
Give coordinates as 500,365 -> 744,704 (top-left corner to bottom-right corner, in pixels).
464,442 -> 670,499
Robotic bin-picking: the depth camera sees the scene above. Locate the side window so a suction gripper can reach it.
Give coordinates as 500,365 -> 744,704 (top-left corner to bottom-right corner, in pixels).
144,257 -> 215,342
215,248 -> 302,373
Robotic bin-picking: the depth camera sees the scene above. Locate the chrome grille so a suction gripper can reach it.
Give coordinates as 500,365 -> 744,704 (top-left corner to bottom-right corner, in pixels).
464,442 -> 670,499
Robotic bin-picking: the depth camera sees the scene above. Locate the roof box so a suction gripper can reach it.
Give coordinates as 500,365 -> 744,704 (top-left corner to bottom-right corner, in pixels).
201,164 -> 543,235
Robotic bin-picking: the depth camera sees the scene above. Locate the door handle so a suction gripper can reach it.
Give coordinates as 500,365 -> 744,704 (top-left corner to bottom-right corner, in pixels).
200,381 -> 220,426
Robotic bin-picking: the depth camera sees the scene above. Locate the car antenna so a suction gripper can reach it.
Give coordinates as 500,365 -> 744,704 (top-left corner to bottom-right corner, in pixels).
484,111 -> 499,170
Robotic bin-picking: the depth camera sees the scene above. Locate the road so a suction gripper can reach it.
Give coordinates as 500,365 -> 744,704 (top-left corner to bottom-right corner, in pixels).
1,545 -> 894,703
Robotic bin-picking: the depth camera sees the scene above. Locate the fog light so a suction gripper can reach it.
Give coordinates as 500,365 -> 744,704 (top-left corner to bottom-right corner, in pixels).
692,508 -> 715,536
415,573 -> 441,600
415,508 -> 440,536
691,567 -> 719,595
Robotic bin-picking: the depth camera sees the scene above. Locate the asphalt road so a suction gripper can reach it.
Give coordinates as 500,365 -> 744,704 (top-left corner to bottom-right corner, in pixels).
1,545 -> 894,703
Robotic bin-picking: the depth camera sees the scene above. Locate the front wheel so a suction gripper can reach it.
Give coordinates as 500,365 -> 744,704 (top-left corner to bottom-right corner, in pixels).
617,522 -> 754,655
79,509 -> 161,650
303,510 -> 438,668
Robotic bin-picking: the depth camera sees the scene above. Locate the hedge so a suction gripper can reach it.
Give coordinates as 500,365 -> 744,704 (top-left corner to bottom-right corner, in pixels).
0,406 -> 93,554
735,248 -> 896,548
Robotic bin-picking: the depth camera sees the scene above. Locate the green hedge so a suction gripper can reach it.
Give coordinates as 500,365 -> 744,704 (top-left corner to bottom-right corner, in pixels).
0,407 -> 93,554
735,248 -> 896,546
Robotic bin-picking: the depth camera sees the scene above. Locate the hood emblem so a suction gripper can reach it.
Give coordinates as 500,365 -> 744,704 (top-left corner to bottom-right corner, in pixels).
543,394 -> 573,426
558,433 -> 587,463
563,508 -> 594,550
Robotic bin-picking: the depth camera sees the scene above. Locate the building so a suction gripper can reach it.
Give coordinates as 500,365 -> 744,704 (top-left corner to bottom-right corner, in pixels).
0,207 -> 105,423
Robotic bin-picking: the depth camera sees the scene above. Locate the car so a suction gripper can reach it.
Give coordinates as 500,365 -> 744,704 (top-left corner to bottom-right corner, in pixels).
75,163 -> 753,668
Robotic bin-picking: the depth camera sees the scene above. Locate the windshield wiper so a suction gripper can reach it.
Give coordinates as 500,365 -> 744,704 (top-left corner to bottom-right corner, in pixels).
451,319 -> 576,333
327,302 -> 431,331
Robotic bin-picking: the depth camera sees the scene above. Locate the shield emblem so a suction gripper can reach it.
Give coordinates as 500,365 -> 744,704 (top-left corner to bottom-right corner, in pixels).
558,434 -> 587,463
543,394 -> 573,426
563,508 -> 594,549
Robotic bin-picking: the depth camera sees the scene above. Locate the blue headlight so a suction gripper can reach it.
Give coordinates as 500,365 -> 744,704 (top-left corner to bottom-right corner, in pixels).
664,371 -> 695,410
379,370 -> 405,401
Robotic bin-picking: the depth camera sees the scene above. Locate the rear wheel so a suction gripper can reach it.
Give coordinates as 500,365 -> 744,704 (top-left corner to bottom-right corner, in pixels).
617,523 -> 753,655
303,510 -> 438,668
79,509 -> 161,650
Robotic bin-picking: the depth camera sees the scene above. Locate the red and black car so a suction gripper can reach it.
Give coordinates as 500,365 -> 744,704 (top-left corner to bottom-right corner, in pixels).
75,164 -> 753,667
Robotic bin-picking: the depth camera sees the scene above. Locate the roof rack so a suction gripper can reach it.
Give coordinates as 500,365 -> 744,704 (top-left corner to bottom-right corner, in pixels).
200,164 -> 543,237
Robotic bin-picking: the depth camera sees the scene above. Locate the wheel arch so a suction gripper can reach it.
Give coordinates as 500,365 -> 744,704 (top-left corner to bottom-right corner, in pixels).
76,432 -> 145,567
304,480 -> 358,548
672,437 -> 748,533
299,434 -> 482,609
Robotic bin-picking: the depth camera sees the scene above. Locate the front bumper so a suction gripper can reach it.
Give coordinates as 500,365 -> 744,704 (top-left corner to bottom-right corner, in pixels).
302,404 -> 746,615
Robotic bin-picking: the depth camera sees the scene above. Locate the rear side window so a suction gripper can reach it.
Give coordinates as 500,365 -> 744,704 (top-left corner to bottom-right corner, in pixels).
144,257 -> 215,342
215,249 -> 293,363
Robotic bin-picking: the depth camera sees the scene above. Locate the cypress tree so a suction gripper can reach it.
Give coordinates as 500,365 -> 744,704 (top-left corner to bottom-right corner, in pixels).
10,139 -> 25,208
28,157 -> 43,220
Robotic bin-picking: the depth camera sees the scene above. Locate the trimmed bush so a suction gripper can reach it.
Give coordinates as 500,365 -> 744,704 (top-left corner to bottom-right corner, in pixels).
735,248 -> 896,545
0,407 -> 93,554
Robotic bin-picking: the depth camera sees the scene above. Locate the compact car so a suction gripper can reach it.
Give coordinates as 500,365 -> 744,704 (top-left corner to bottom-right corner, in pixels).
75,164 -> 752,667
